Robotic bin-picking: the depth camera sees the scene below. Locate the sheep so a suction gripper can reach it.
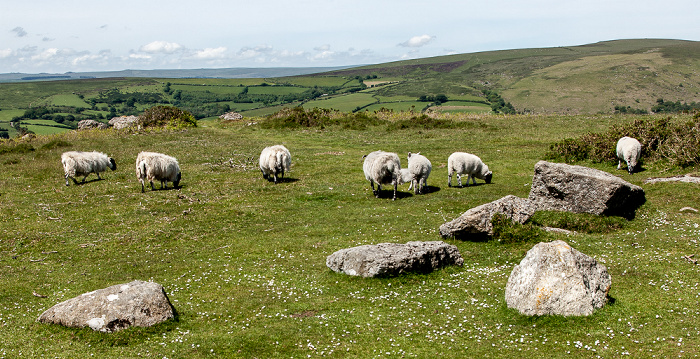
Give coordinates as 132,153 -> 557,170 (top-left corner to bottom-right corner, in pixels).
399,152 -> 432,194
616,136 -> 642,174
61,151 -> 116,186
135,152 -> 181,192
363,150 -> 401,200
447,152 -> 492,187
259,145 -> 291,183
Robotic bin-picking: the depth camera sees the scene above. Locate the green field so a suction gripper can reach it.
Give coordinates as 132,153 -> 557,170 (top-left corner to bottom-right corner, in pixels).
303,93 -> 378,112
1,113 -> 698,357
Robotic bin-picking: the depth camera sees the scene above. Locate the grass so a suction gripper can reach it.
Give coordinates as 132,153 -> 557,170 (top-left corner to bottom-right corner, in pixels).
0,113 -> 699,358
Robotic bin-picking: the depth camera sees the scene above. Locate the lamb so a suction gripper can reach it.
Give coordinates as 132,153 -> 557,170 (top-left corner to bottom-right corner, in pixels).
135,151 -> 181,192
259,145 -> 291,183
363,150 -> 401,200
447,152 -> 493,187
616,136 -> 642,174
399,152 -> 432,194
61,151 -> 117,186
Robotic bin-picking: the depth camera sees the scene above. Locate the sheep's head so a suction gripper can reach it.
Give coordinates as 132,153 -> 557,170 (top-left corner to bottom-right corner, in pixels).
109,158 -> 117,171
484,171 -> 493,184
174,172 -> 181,188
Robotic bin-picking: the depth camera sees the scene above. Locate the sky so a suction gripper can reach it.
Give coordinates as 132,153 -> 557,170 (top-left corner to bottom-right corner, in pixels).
1,0 -> 699,74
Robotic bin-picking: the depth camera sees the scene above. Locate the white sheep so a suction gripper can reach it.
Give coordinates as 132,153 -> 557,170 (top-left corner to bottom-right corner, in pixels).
259,145 -> 291,183
616,136 -> 642,174
61,151 -> 116,186
363,150 -> 401,200
447,152 -> 492,187
135,151 -> 181,192
399,152 -> 432,194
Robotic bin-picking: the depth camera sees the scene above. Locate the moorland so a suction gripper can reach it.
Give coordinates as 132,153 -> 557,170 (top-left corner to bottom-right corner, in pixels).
0,39 -> 699,358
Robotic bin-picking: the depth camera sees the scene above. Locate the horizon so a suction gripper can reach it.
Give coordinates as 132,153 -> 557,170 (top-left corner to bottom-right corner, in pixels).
2,0 -> 698,74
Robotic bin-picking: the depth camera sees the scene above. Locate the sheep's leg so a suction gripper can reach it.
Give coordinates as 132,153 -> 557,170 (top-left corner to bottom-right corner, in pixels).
457,174 -> 463,187
371,181 -> 379,197
392,181 -> 397,201
471,175 -> 477,186
96,172 -> 102,180
81,175 -> 88,183
141,180 -> 145,193
150,181 -> 155,191
65,174 -> 77,186
448,173 -> 452,187
617,160 -> 622,170
273,174 -> 279,184
413,179 -> 419,195
261,169 -> 269,180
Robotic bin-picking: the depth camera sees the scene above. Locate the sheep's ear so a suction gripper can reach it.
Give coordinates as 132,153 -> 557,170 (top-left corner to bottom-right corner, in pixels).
110,158 -> 117,171
408,152 -> 412,158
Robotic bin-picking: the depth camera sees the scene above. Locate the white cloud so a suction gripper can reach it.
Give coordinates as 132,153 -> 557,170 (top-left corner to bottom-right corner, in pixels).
139,41 -> 182,54
11,27 -> 28,37
31,48 -> 59,61
398,35 -> 436,48
0,49 -> 13,58
314,44 -> 331,52
128,53 -> 152,59
193,47 -> 227,59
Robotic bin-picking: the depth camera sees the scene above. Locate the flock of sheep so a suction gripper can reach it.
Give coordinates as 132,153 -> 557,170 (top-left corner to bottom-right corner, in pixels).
59,136 -> 641,196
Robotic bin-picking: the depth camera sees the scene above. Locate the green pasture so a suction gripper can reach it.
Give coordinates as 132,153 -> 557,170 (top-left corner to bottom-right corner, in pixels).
23,124 -> 72,135
0,113 -> 698,358
168,78 -> 266,87
277,76 -> 350,87
247,86 -> 309,95
170,84 -> 244,95
0,109 -> 24,121
303,93 -> 377,112
364,101 -> 427,112
38,94 -> 91,107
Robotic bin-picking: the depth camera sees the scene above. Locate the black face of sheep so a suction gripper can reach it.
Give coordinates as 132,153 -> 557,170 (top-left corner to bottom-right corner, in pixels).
109,158 -> 117,171
174,172 -> 181,188
484,172 -> 493,184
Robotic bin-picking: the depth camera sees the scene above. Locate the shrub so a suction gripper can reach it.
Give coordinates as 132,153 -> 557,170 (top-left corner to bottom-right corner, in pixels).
40,139 -> 72,151
543,116 -> 700,167
385,114 -> 461,131
138,106 -> 197,129
261,107 -> 384,130
0,142 -> 35,155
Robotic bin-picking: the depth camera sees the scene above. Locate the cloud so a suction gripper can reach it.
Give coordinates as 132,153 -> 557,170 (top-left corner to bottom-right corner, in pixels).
314,44 -> 331,52
398,35 -> 435,48
139,41 -> 182,54
193,47 -> 227,59
0,49 -> 13,58
11,27 -> 28,37
31,48 -> 59,61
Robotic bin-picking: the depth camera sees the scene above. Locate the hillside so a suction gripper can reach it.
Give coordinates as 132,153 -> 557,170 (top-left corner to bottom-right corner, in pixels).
1,39 -> 699,138
319,39 -> 700,114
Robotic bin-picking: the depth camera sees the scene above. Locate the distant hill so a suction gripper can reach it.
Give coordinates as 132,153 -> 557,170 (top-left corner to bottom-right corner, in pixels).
318,39 -> 700,114
0,66 -> 360,83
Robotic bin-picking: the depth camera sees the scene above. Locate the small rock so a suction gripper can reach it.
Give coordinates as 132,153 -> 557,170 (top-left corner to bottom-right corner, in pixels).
326,241 -> 463,278
37,280 -> 175,332
439,195 -> 538,239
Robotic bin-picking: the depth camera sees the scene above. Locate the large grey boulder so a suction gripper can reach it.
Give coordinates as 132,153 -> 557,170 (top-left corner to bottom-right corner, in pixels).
37,280 -> 175,332
326,241 -> 463,278
108,115 -> 139,130
528,161 -> 645,219
505,240 -> 611,316
439,195 -> 538,239
77,119 -> 109,130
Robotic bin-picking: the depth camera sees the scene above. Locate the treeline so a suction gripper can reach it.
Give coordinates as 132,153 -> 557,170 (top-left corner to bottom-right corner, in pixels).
651,98 -> 700,113
11,106 -> 105,129
483,90 -> 516,114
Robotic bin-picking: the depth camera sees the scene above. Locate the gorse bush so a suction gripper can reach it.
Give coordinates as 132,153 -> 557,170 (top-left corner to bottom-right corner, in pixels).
545,116 -> 700,167
262,107 -> 385,130
138,105 -> 197,129
385,114 -> 463,131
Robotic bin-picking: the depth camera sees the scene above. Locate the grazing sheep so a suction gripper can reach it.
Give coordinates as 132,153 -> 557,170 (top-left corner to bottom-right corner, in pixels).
363,150 -> 401,200
259,145 -> 291,183
616,136 -> 642,174
400,152 -> 432,194
135,152 -> 181,192
447,152 -> 492,187
61,151 -> 116,186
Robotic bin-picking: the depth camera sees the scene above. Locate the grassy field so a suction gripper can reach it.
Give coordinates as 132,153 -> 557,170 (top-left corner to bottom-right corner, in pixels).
0,113 -> 698,358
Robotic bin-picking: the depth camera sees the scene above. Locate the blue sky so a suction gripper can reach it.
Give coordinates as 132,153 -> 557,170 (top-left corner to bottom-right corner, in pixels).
1,0 -> 698,73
